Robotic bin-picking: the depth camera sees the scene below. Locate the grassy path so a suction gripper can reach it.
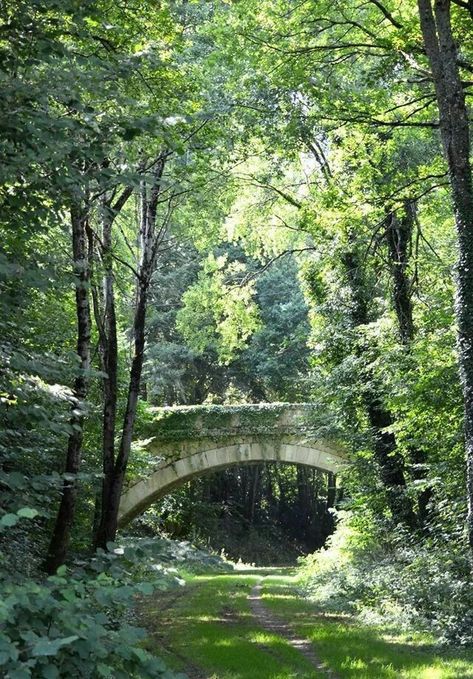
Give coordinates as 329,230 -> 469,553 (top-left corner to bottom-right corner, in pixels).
143,567 -> 473,679
248,581 -> 338,678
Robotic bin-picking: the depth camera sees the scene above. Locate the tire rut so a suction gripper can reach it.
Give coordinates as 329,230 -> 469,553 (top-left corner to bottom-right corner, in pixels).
248,582 -> 340,678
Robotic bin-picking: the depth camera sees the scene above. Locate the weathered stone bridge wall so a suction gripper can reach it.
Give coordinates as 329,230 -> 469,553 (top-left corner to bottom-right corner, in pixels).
118,403 -> 347,526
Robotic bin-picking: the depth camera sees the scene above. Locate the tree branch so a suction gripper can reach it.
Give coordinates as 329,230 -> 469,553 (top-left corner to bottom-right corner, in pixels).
369,0 -> 404,29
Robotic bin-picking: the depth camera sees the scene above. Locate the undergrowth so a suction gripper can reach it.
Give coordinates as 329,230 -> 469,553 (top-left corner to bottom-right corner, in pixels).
0,530 -> 231,678
298,511 -> 473,646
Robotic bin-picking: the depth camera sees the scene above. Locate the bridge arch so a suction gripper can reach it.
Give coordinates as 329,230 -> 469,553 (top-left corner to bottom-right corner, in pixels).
118,404 -> 347,527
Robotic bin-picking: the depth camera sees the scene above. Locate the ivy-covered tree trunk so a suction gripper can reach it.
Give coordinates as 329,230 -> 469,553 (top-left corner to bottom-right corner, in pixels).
385,202 -> 432,523
386,203 -> 415,346
418,0 -> 473,557
44,202 -> 91,574
343,248 -> 417,528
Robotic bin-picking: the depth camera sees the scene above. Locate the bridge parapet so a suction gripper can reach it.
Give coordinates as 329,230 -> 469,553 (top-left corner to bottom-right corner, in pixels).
147,403 -> 322,446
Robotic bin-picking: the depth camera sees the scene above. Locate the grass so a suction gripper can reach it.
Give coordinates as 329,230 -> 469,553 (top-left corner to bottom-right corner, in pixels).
261,572 -> 473,679
142,568 -> 473,679
143,570 -> 320,678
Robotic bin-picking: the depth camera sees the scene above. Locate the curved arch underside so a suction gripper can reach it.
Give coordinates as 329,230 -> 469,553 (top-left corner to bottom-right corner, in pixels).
118,438 -> 346,527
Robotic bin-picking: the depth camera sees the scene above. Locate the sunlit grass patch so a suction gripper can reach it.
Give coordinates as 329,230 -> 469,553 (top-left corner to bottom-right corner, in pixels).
261,574 -> 473,679
142,568 -> 473,679
143,570 -> 319,679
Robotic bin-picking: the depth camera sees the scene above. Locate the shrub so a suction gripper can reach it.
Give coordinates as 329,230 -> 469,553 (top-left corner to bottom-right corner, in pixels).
0,537 -> 196,679
298,511 -> 473,645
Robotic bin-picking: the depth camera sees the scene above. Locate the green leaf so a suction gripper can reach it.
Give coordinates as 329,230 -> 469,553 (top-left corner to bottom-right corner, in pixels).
137,582 -> 154,595
17,507 -> 39,519
97,664 -> 113,677
0,513 -> 19,528
7,669 -> 32,679
31,636 -> 79,657
41,664 -> 60,679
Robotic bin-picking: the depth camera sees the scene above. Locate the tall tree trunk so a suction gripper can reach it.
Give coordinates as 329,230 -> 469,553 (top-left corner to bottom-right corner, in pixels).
91,200 -> 119,548
385,202 -> 432,523
87,185 -> 134,550
297,465 -> 309,519
275,466 -> 287,524
94,276 -> 149,547
327,472 -> 336,509
94,155 -> 167,548
249,466 -> 260,526
265,464 -> 275,515
418,0 -> 473,556
44,202 -> 91,573
343,248 -> 417,527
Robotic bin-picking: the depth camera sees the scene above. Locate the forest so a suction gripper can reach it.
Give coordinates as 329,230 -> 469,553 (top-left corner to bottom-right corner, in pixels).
2,0 -> 473,677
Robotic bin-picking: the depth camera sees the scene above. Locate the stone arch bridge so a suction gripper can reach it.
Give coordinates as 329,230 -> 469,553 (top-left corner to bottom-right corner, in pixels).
118,403 -> 347,527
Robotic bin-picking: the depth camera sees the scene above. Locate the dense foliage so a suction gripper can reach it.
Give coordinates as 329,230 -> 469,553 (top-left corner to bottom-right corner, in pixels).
2,0 -> 473,674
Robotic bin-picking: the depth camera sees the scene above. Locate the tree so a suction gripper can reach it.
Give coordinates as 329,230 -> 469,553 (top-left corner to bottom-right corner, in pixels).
44,200 -> 92,573
94,152 -> 173,548
417,0 -> 473,558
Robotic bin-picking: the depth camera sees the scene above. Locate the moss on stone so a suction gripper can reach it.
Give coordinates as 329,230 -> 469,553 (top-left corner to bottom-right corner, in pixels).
145,403 -> 317,443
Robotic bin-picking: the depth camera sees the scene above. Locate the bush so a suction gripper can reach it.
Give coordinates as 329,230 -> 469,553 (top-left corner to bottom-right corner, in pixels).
0,537 -> 199,679
118,533 -> 234,575
298,511 -> 473,645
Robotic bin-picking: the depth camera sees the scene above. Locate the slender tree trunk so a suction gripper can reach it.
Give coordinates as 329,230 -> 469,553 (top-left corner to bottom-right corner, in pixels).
86,185 -> 134,550
275,467 -> 287,523
91,202 -> 119,548
418,0 -> 473,556
249,466 -> 260,526
94,280 -> 148,547
94,155 -> 167,548
327,472 -> 336,509
265,464 -> 275,516
44,202 -> 91,573
297,465 -> 308,518
100,212 -> 118,531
